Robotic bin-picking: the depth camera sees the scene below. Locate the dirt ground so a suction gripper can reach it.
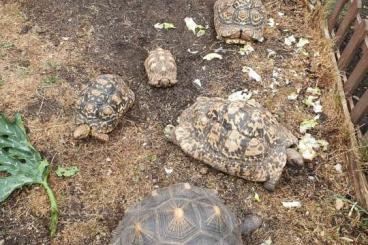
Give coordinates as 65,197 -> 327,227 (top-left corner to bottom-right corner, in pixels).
0,0 -> 367,244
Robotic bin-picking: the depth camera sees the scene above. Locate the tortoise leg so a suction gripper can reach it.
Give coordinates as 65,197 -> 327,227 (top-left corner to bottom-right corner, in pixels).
263,169 -> 283,192
263,179 -> 277,192
241,214 -> 263,236
91,130 -> 109,142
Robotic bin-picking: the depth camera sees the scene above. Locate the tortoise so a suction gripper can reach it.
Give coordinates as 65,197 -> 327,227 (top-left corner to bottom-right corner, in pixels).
164,97 -> 304,191
110,183 -> 262,245
73,74 -> 135,141
214,0 -> 267,43
144,48 -> 177,87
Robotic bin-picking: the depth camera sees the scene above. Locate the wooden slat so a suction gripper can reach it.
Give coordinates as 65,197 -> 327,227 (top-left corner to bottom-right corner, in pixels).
344,50 -> 368,95
335,0 -> 362,47
351,89 -> 368,123
338,19 -> 368,70
328,0 -> 349,32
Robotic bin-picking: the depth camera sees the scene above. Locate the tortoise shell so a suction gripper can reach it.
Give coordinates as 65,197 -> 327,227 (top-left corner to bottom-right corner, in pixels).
214,0 -> 267,43
75,74 -> 135,134
110,183 -> 243,244
166,97 -> 298,189
144,48 -> 177,87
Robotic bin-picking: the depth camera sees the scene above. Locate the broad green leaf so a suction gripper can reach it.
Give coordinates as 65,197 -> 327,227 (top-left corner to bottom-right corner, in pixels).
56,166 -> 79,177
0,114 -> 58,236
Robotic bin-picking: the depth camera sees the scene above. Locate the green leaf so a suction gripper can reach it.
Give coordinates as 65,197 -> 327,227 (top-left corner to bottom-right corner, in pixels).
56,166 -> 79,177
0,114 -> 58,236
254,192 -> 261,202
154,22 -> 176,30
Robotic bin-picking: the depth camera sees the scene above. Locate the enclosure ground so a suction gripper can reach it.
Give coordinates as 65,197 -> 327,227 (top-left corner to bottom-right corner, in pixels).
0,1 -> 367,244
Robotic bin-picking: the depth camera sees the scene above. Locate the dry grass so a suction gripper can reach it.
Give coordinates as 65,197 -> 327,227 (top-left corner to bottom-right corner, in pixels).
0,1 -> 367,244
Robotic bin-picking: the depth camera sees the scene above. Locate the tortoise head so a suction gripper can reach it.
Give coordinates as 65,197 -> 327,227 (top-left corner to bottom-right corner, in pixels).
164,124 -> 177,144
241,214 -> 262,236
73,124 -> 91,140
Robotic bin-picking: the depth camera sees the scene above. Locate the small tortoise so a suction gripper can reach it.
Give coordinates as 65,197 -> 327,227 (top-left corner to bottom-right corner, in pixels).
214,0 -> 267,43
165,97 -> 304,191
110,183 -> 262,245
144,48 -> 177,87
73,74 -> 135,141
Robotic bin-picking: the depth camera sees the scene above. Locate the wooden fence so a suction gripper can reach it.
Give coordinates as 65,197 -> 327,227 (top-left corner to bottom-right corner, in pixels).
325,0 -> 368,208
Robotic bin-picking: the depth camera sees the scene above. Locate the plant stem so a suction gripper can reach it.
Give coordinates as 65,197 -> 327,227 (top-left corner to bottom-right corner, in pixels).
41,179 -> 58,237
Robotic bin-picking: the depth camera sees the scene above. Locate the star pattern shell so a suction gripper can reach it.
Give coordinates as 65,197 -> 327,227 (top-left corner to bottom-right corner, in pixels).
110,183 -> 242,245
75,74 -> 135,134
171,97 -> 298,183
214,0 -> 267,43
144,48 -> 177,87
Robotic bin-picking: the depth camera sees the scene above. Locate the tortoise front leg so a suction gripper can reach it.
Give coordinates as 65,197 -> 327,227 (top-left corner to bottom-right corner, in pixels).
91,129 -> 109,142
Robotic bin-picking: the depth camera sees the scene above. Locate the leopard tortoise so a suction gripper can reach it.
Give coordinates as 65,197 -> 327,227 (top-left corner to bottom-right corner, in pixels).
164,97 -> 304,191
144,48 -> 177,87
110,183 -> 262,245
214,0 -> 267,43
73,74 -> 135,141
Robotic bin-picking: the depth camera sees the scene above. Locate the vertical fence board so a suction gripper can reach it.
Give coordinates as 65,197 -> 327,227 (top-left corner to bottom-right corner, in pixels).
344,50 -> 368,95
338,19 -> 368,70
335,0 -> 361,47
351,89 -> 368,123
328,0 -> 350,32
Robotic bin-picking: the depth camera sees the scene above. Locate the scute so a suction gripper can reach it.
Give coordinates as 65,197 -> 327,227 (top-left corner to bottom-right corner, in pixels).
110,183 -> 242,245
170,97 -> 298,186
75,74 -> 135,134
214,0 -> 267,42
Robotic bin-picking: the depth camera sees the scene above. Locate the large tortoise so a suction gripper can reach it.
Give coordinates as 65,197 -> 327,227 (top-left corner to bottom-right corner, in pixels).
73,74 -> 135,141
214,0 -> 267,43
165,97 -> 304,191
144,48 -> 177,87
110,183 -> 262,244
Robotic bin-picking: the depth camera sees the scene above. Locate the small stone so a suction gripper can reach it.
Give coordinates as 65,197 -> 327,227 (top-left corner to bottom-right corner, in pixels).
106,157 -> 112,162
199,166 -> 209,175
